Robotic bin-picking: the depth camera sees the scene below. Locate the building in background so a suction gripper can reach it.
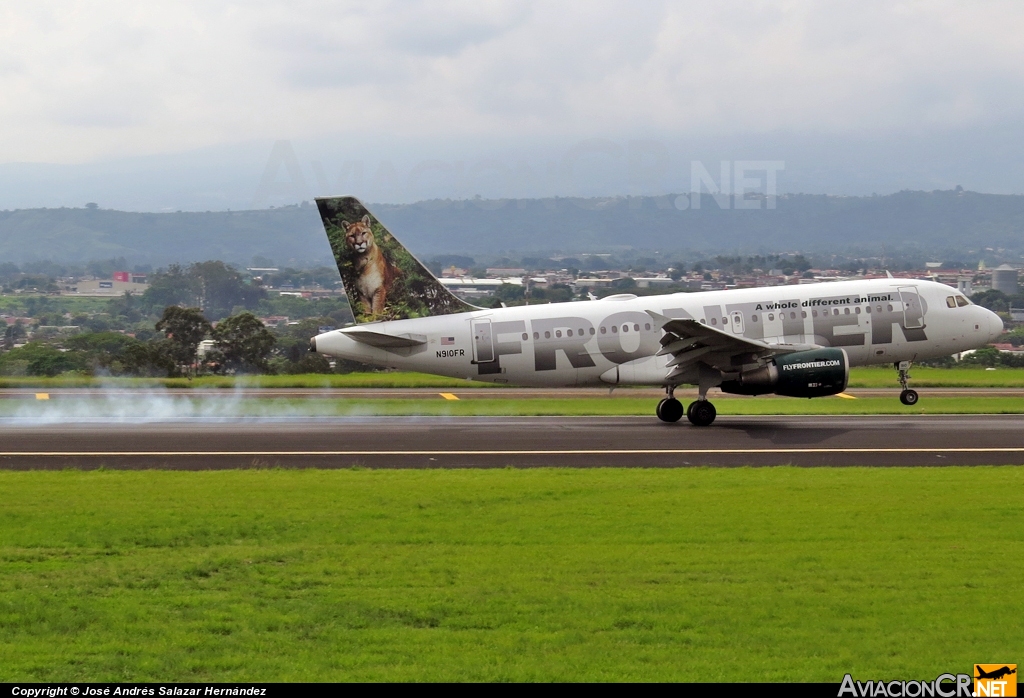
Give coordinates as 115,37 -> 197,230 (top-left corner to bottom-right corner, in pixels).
991,264 -> 1019,295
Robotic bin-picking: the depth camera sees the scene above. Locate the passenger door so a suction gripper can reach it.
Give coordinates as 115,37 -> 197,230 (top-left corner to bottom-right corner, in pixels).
898,286 -> 924,329
471,319 -> 494,363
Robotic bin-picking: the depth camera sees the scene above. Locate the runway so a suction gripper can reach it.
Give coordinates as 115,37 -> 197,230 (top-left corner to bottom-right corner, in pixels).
3,387 -> 1024,399
2,415 -> 1024,469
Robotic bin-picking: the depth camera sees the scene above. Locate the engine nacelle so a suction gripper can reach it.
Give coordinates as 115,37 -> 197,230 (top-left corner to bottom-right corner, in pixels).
720,348 -> 849,398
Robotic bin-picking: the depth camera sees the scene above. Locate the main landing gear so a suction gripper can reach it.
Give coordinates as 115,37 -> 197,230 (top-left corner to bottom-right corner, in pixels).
656,386 -> 684,423
656,386 -> 717,426
897,360 -> 919,406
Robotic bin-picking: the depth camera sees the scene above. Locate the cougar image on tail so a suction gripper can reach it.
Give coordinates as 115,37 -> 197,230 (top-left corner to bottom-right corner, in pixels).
317,196 -> 476,323
342,214 -> 398,317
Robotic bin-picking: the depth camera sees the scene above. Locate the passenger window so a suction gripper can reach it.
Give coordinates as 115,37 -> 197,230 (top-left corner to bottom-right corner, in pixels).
866,306 -> 871,314
555,330 -> 562,338
801,311 -> 807,318
887,304 -> 893,312
622,324 -> 629,333
522,333 -> 528,340
833,308 -> 839,315
876,305 -> 882,313
711,318 -> 717,325
612,325 -> 618,333
644,323 -> 651,331
946,296 -> 957,308
844,308 -> 850,315
600,326 -> 606,334
768,314 -> 774,321
566,330 -> 572,337
956,296 -> 969,307
812,310 -> 818,317
634,324 -> 640,332
534,332 -> 539,339
700,319 -> 706,324
855,307 -> 861,314
544,331 -> 551,339
752,314 -> 758,322
579,328 -> 584,335
590,327 -> 596,335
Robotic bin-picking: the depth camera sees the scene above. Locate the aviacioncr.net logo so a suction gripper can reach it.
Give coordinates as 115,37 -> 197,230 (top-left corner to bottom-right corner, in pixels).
839,673 -> 973,697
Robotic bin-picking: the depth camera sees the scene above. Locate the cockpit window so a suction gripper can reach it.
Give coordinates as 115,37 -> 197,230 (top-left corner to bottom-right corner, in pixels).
956,295 -> 970,307
946,296 -> 957,308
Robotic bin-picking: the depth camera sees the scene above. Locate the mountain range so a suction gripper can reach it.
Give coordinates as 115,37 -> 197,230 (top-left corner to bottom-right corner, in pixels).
1,190 -> 1022,267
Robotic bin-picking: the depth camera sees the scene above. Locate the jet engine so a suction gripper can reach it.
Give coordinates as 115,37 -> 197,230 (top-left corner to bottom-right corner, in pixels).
720,348 -> 849,398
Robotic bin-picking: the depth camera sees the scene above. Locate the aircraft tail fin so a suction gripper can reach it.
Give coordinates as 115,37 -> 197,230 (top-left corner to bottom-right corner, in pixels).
316,196 -> 477,323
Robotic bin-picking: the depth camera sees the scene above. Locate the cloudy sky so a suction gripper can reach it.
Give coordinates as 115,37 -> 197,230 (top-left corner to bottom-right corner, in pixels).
2,1 -> 1024,209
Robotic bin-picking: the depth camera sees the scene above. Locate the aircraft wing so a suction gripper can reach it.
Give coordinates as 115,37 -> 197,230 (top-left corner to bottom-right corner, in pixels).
646,311 -> 819,383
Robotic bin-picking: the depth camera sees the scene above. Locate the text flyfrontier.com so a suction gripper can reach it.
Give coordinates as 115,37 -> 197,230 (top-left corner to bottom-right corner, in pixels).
839,665 -> 1017,698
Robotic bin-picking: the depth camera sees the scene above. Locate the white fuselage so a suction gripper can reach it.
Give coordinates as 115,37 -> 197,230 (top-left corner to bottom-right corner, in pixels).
313,279 -> 1003,388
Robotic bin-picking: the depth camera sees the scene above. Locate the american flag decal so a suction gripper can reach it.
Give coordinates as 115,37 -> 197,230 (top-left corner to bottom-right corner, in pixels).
441,337 -> 455,345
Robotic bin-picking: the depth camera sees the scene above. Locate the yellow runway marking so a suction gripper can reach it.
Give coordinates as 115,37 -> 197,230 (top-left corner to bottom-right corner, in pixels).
836,392 -> 857,399
35,393 -> 49,400
439,393 -> 459,400
3,447 -> 1024,457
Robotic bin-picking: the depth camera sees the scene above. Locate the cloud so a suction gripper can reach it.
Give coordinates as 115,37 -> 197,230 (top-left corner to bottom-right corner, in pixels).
0,0 -> 1022,173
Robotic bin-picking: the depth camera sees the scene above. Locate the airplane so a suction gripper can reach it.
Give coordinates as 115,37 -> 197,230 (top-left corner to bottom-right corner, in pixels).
309,196 -> 1004,426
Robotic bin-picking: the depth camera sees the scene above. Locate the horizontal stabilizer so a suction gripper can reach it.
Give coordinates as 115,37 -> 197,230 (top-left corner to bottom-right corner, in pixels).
342,329 -> 427,348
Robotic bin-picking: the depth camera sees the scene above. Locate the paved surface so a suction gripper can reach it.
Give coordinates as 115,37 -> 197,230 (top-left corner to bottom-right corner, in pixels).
3,387 -> 1024,399
2,415 -> 1024,469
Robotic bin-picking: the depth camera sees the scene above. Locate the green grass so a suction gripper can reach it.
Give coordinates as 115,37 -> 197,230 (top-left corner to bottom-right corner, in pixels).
847,366 -> 1024,387
0,468 -> 1021,681
0,372 -> 483,390
3,395 -> 1024,418
4,366 -> 1024,389
339,395 -> 1022,416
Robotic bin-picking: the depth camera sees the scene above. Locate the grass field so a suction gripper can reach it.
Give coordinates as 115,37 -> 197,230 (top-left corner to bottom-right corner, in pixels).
4,366 -> 1024,389
0,468 -> 1020,682
3,395 -> 1024,418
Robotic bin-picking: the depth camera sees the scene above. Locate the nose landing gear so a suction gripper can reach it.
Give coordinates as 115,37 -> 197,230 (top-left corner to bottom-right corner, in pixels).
897,361 -> 919,405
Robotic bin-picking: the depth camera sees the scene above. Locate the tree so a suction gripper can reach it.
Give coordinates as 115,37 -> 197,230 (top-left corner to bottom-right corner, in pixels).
190,261 -> 266,319
210,312 -> 275,373
0,342 -> 83,376
119,340 -> 179,377
142,265 -> 198,312
155,306 -> 211,377
64,332 -> 144,373
971,289 -> 1009,313
3,321 -> 26,350
108,291 -> 142,323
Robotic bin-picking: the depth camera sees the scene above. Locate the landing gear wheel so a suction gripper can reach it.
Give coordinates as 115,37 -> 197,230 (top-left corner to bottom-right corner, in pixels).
687,400 -> 717,426
657,397 -> 684,423
899,389 -> 919,406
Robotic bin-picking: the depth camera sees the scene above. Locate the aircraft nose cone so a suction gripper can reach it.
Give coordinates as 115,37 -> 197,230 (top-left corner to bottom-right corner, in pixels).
989,311 -> 1005,340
